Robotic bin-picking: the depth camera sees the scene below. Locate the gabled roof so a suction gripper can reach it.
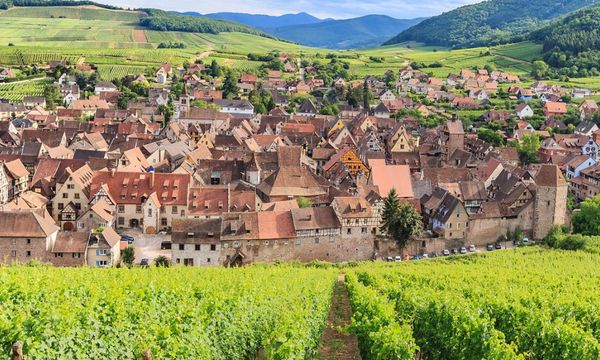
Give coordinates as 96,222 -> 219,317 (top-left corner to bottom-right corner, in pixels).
291,207 -> 340,230
431,192 -> 462,224
535,164 -> 567,187
544,101 -> 567,113
257,211 -> 296,240
52,232 -> 88,253
298,99 -> 317,114
90,171 -> 190,206
3,159 -> 28,179
0,210 -> 58,238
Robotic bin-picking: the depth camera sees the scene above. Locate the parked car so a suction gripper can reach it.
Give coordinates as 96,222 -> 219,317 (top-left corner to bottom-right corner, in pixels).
442,249 -> 450,256
411,255 -> 421,260
430,251 -> 439,258
468,244 -> 476,252
121,235 -> 134,244
394,256 -> 402,262
422,254 -> 429,259
486,244 -> 494,251
386,256 -> 393,262
459,246 -> 467,254
495,242 -> 503,250
140,258 -> 149,266
451,248 -> 458,255
523,237 -> 529,245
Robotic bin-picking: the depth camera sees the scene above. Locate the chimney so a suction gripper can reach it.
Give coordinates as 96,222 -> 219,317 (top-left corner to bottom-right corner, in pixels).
110,168 -> 115,177
150,172 -> 155,187
227,183 -> 231,213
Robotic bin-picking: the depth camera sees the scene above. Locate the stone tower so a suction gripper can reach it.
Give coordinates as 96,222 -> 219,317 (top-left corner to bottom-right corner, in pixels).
533,165 -> 568,239
441,115 -> 465,162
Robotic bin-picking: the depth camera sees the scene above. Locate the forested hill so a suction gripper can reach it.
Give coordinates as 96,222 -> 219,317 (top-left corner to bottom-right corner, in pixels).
530,6 -> 600,76
0,0 -> 269,37
384,0 -> 600,48
140,9 -> 268,36
199,12 -> 324,29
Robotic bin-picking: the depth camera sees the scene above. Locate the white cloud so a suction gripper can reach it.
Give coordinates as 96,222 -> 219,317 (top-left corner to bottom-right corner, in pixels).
99,0 -> 481,19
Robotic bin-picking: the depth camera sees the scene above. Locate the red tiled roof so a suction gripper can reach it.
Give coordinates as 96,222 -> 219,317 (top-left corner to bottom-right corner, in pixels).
369,159 -> 413,198
257,211 -> 296,240
90,171 -> 190,205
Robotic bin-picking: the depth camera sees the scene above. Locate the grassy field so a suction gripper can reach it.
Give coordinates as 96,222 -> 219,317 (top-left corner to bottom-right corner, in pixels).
353,41 -> 541,78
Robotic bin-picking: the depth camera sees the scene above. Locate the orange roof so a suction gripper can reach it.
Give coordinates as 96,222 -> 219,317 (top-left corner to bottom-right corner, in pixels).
281,122 -> 315,134
369,159 -> 413,198
544,101 -> 567,114
257,211 -> 296,240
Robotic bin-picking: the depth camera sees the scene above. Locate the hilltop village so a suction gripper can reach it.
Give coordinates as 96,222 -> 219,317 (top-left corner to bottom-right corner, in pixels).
0,53 -> 596,267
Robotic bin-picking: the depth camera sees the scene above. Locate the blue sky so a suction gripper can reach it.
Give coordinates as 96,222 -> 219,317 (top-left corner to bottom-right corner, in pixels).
100,0 -> 481,19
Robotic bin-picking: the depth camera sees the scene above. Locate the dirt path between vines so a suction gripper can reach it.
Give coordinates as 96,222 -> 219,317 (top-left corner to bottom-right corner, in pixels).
317,273 -> 361,360
132,29 -> 148,43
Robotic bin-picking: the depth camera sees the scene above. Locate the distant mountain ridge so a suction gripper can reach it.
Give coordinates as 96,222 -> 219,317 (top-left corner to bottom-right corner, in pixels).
182,11 -> 425,49
385,0 -> 600,49
198,12 -> 324,29
269,15 -> 425,49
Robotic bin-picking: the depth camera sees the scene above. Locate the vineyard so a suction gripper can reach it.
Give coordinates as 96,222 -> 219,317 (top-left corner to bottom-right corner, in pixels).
0,249 -> 599,359
0,265 -> 336,359
0,79 -> 47,101
0,49 -> 82,66
346,248 -> 600,359
97,65 -> 148,81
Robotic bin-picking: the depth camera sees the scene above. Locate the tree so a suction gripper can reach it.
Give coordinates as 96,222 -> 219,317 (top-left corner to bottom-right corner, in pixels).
518,134 -> 541,164
363,80 -> 370,112
43,83 -> 62,110
477,128 -> 505,146
380,189 -> 423,252
210,60 -> 222,78
154,255 -> 171,267
572,195 -> 600,235
221,70 -> 239,99
121,247 -> 135,268
297,197 -> 312,208
532,60 -> 550,80
380,189 -> 401,233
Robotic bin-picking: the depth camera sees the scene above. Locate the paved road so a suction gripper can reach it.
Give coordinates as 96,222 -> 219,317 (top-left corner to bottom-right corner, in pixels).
120,230 -> 171,265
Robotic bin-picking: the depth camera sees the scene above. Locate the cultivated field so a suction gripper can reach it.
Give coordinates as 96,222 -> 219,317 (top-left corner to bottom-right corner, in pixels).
0,265 -> 336,359
0,249 -> 598,359
0,79 -> 47,101
347,248 -> 600,359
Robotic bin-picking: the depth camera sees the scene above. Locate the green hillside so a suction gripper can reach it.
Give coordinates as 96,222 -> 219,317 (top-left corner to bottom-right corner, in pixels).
0,5 -> 142,21
385,0 -> 600,49
530,6 -> 600,76
139,8 -> 267,37
0,6 -> 310,51
0,1 -> 269,37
